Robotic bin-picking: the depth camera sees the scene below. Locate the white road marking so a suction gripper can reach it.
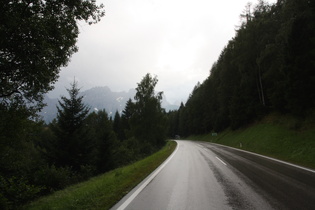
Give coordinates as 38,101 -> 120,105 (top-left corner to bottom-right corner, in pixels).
116,142 -> 179,210
216,156 -> 227,166
210,143 -> 315,173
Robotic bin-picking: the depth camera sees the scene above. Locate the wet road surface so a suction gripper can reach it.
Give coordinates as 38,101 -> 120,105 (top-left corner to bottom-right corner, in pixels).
112,140 -> 315,210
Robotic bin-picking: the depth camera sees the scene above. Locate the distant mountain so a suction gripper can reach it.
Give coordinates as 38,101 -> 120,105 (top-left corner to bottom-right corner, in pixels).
40,96 -> 59,123
40,86 -> 178,123
80,86 -> 136,116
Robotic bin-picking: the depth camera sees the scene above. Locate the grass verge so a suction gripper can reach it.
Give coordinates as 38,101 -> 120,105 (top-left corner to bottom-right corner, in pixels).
24,141 -> 177,210
189,114 -> 315,169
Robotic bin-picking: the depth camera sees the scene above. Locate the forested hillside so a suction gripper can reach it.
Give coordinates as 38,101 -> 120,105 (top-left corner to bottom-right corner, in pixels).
0,1 -> 167,208
0,73 -> 167,209
168,0 -> 315,137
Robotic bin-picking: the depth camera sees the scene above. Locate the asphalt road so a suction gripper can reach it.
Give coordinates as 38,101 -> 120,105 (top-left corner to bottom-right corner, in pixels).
112,140 -> 315,210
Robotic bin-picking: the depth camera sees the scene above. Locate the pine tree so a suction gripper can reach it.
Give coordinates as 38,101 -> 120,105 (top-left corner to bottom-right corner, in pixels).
113,111 -> 124,141
50,81 -> 92,171
85,110 -> 116,173
120,98 -> 134,140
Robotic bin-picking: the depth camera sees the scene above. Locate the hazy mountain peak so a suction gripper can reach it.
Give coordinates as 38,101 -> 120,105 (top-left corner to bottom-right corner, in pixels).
40,86 -> 178,123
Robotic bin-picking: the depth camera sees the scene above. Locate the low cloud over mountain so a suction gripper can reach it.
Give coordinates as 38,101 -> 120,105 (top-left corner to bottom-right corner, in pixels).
40,86 -> 178,123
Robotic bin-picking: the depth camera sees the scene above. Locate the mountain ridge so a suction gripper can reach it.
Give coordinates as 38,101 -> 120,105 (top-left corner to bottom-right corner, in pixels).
40,86 -> 178,123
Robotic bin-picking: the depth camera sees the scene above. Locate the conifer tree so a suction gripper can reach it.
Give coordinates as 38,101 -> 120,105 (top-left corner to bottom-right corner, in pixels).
113,111 -> 124,141
50,81 -> 92,171
120,99 -> 134,139
85,110 -> 116,173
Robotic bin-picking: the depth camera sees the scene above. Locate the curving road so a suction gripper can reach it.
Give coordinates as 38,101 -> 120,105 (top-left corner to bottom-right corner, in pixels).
112,140 -> 315,210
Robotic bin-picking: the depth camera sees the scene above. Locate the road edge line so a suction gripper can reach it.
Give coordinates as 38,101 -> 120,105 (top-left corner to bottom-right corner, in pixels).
116,141 -> 179,210
209,142 -> 315,173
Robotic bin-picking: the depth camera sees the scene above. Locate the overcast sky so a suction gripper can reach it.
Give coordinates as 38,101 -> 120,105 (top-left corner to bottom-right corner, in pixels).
49,0 -> 276,105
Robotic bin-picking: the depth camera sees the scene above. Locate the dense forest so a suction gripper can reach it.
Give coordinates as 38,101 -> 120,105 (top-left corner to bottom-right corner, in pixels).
1,0 -> 314,208
1,1 -> 165,208
0,73 -> 167,209
168,0 -> 315,137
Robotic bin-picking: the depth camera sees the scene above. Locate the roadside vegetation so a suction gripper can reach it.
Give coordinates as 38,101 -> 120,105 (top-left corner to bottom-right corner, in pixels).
1,73 -> 168,209
167,0 -> 315,137
167,0 -> 315,170
1,0 -> 314,209
24,141 -> 176,210
188,113 -> 315,169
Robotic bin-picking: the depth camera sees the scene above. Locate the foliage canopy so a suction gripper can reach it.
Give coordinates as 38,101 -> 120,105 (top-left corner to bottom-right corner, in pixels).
0,0 -> 104,112
169,0 -> 315,137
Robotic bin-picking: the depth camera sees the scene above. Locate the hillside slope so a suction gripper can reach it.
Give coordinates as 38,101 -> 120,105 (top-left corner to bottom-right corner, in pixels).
189,113 -> 315,169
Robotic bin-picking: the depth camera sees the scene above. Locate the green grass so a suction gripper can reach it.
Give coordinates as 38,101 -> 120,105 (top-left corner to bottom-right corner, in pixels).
24,141 -> 177,210
189,114 -> 315,169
